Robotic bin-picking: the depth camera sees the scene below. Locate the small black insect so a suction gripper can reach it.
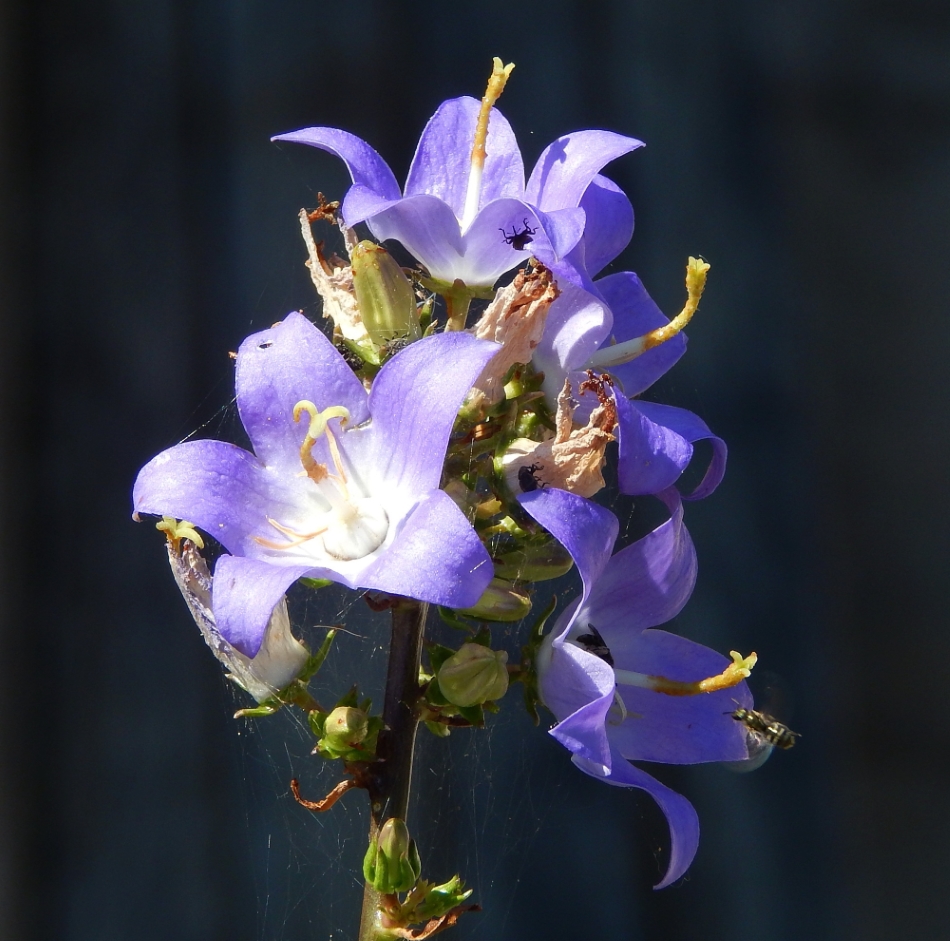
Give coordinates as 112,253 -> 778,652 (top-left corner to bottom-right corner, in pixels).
334,340 -> 365,372
500,218 -> 537,251
574,624 -> 614,667
517,462 -> 546,492
729,707 -> 800,750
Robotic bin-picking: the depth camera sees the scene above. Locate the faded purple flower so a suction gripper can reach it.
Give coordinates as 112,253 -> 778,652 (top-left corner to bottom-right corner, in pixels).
273,97 -> 641,288
521,487 -> 752,887
533,176 -> 726,499
134,312 -> 496,657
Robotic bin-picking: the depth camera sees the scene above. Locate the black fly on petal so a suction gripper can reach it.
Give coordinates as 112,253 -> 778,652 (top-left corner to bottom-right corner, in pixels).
499,219 -> 537,251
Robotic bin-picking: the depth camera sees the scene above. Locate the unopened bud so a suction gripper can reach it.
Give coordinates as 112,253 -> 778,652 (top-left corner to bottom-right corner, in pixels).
363,818 -> 422,894
350,240 -> 420,347
493,539 -> 573,582
323,706 -> 369,750
414,874 -> 473,922
458,577 -> 532,622
438,643 -> 509,707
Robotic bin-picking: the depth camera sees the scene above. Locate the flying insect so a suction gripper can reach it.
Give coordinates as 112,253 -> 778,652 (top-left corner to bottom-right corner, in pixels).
729,707 -> 800,750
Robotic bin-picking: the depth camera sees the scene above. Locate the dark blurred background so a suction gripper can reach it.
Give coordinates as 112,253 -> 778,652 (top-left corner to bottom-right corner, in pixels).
1,1 -> 947,939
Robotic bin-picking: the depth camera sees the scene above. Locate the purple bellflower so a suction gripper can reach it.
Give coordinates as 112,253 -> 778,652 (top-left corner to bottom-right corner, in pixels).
134,312 -> 497,658
273,61 -> 642,289
521,487 -> 753,887
532,173 -> 726,500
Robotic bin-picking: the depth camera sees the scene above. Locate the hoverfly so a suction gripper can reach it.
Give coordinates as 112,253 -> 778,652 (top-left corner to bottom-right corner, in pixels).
730,706 -> 800,750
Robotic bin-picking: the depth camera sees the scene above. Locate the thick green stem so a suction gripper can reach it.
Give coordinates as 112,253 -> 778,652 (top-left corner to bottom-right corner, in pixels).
444,293 -> 472,332
358,598 -> 428,941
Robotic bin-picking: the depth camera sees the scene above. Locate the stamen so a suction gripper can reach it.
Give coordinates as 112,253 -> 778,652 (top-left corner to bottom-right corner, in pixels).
156,516 -> 204,550
254,517 -> 331,550
614,650 -> 757,697
293,400 -> 351,485
585,257 -> 711,370
461,57 -> 515,229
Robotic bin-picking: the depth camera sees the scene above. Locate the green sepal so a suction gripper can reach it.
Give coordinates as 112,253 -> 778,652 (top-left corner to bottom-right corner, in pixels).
417,274 -> 496,302
424,719 -> 452,738
426,643 -> 456,673
437,606 -> 483,631
364,819 -> 422,894
456,704 -> 485,727
298,576 -> 333,590
298,628 -> 337,683
411,875 -> 473,922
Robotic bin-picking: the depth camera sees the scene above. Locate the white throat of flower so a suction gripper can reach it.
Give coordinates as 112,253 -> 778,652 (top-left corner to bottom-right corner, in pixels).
255,401 -> 389,562
460,57 -> 515,231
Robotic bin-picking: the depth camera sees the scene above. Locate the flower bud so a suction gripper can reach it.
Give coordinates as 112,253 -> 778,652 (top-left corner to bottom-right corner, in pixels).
363,818 -> 422,894
437,643 -> 509,707
493,539 -> 574,582
322,706 -> 370,750
457,577 -> 531,622
350,240 -> 420,347
414,874 -> 473,922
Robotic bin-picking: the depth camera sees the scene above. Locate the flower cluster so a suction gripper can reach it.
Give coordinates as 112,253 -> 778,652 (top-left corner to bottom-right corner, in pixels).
134,58 -> 771,905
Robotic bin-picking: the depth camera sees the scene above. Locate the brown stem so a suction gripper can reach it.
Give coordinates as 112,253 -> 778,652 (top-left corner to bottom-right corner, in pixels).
358,598 -> 428,941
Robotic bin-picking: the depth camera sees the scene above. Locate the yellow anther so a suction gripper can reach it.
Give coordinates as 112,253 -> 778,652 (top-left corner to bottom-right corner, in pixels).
156,516 -> 205,550
639,256 -> 710,353
614,648 -> 756,697
470,57 -> 515,171
293,400 -> 351,484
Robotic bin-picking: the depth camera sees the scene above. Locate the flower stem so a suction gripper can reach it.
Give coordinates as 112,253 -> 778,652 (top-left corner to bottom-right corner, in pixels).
358,598 -> 428,941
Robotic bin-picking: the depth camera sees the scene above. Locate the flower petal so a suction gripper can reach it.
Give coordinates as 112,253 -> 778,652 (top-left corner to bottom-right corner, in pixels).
518,488 -> 619,621
577,174 -> 634,278
573,748 -> 700,889
366,195 -> 465,282
633,402 -> 727,500
534,280 -> 613,405
236,312 -> 370,477
596,272 -> 687,396
404,97 -> 525,217
546,642 -> 615,768
607,629 -> 753,764
133,440 -> 302,557
212,555 -> 312,657
582,489 -> 697,635
348,332 -> 498,497
271,127 -> 402,219
615,395 -> 694,496
361,490 -> 492,607
526,130 -> 644,211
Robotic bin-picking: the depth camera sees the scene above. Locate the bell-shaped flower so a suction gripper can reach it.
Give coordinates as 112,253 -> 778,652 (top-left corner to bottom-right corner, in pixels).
532,176 -> 726,499
134,312 -> 497,658
273,63 -> 642,289
521,487 -> 753,888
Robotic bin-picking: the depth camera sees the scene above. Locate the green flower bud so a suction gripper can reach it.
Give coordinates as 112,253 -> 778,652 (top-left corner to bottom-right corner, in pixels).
493,539 -> 574,582
437,643 -> 509,707
363,818 -> 422,894
457,577 -> 532,622
322,706 -> 370,750
414,874 -> 473,921
350,241 -> 420,347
